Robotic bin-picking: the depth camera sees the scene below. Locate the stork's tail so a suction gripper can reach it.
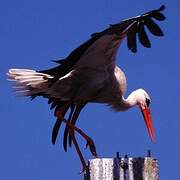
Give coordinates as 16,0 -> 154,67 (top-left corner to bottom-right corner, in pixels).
7,69 -> 54,96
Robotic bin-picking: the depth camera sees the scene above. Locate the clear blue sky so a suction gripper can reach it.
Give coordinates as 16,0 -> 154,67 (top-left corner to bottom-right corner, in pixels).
1,0 -> 179,179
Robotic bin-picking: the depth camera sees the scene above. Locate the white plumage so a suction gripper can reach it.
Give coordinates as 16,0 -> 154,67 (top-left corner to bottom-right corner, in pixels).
8,69 -> 53,96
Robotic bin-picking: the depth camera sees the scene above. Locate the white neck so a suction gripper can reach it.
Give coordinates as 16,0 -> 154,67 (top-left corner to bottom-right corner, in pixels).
123,95 -> 137,108
111,88 -> 148,111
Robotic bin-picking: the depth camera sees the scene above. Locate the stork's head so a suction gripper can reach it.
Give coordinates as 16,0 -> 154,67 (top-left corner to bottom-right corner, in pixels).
126,88 -> 155,142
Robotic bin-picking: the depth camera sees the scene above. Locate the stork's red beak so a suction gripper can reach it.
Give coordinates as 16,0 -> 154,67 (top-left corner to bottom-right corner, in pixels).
141,107 -> 155,142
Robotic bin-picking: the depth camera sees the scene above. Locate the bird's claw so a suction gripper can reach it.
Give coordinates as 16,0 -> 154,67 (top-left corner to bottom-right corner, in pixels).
79,164 -> 89,174
85,137 -> 98,157
85,142 -> 88,149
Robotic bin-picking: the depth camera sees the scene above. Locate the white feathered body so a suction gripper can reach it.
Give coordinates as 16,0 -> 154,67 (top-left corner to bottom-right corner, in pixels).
8,32 -> 128,109
8,64 -> 127,108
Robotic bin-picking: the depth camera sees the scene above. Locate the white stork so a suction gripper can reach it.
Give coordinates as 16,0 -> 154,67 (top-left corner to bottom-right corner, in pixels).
7,5 -> 165,170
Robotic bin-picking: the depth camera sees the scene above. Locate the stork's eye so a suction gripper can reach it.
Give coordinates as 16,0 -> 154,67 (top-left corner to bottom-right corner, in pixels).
146,98 -> 151,107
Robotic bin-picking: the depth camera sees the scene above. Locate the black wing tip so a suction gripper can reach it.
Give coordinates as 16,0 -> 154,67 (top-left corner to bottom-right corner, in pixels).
142,5 -> 166,20
158,5 -> 166,11
63,128 -> 68,152
52,140 -> 56,145
51,136 -> 56,144
148,5 -> 166,13
127,5 -> 165,53
51,119 -> 62,145
110,5 -> 166,53
51,136 -> 57,145
131,49 -> 137,53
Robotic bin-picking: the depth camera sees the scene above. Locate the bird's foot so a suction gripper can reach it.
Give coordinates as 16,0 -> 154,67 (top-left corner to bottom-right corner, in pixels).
79,164 -> 89,174
85,137 -> 98,158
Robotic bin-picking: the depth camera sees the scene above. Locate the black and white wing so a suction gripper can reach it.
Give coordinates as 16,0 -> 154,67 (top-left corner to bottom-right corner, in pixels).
40,5 -> 165,78
40,5 -> 166,149
7,6 -> 166,152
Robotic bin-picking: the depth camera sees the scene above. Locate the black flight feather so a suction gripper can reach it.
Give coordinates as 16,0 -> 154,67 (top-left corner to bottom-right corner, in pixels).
63,104 -> 75,152
52,118 -> 62,144
152,12 -> 166,21
145,18 -> 164,36
138,22 -> 151,48
127,23 -> 138,53
51,101 -> 70,144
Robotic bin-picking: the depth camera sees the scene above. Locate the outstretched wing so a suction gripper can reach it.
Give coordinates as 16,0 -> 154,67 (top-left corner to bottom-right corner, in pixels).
40,5 -> 166,149
40,5 -> 165,79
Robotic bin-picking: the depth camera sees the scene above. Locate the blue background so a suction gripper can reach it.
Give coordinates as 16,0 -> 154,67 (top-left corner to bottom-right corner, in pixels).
1,0 -> 179,179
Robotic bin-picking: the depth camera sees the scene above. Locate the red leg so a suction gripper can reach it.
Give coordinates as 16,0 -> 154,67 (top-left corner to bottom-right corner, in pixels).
63,104 -> 75,151
60,117 -> 97,157
55,108 -> 97,170
68,128 -> 87,172
56,103 -> 98,157
55,109 -> 87,170
67,103 -> 86,148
